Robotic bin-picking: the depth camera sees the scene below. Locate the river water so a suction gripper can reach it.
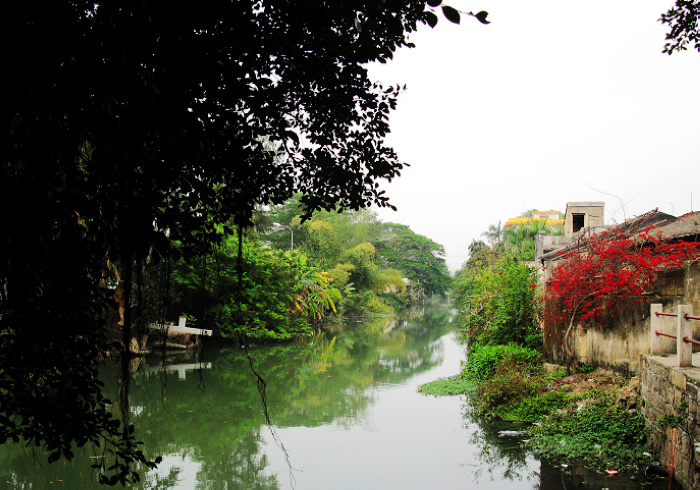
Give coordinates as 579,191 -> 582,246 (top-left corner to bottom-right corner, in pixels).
0,306 -> 673,488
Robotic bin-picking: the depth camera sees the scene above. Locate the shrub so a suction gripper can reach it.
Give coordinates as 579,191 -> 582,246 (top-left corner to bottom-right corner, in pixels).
493,389 -> 573,422
462,343 -> 540,382
461,255 -> 541,350
477,359 -> 538,412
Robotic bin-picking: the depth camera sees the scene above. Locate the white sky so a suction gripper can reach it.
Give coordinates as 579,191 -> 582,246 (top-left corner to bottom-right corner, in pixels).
367,0 -> 700,272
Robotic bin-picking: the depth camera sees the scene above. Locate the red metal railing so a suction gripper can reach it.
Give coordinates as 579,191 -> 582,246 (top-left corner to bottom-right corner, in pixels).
654,330 -> 700,346
655,312 -> 700,321
651,304 -> 700,367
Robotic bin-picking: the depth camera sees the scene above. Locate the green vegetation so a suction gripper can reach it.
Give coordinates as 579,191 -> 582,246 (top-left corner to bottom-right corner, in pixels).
260,197 -> 450,318
421,349 -> 651,470
0,2 -> 453,483
455,253 -> 541,350
528,398 -> 649,471
374,222 -> 451,298
462,343 -> 540,382
417,378 -> 476,396
171,234 -> 343,341
452,213 -> 552,352
424,216 -> 651,472
657,401 -> 688,429
162,197 -> 453,341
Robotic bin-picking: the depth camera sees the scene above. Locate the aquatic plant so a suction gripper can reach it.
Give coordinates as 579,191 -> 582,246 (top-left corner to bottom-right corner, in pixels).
527,400 -> 650,470
417,378 -> 476,396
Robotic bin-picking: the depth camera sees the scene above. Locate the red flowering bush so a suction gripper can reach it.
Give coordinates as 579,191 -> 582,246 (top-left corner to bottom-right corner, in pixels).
544,226 -> 700,361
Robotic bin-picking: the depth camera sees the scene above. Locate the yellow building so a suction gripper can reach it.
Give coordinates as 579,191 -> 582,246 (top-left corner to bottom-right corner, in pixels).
504,210 -> 564,228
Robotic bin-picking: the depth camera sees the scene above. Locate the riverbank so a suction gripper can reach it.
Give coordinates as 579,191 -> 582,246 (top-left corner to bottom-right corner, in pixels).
419,344 -> 678,487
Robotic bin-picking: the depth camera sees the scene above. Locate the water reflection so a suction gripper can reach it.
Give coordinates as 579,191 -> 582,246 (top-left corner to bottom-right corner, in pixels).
0,306 -> 672,488
463,410 -> 538,486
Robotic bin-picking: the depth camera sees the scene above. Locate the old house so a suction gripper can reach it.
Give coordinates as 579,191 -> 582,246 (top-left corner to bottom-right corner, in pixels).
538,206 -> 700,373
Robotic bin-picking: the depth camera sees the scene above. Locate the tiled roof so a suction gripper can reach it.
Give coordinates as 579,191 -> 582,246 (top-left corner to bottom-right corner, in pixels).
539,209 -> 686,262
653,211 -> 700,240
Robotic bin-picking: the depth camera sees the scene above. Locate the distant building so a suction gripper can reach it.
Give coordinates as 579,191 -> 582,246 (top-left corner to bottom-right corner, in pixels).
533,210 -> 561,220
535,202 -> 606,263
503,210 -> 564,229
563,202 -> 605,238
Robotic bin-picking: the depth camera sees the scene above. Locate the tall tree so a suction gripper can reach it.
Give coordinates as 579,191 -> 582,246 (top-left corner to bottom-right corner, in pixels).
481,221 -> 503,247
374,223 -> 451,297
0,1 -> 447,483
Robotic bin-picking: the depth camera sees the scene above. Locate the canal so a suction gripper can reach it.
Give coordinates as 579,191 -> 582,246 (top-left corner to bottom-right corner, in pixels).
0,306 -> 672,488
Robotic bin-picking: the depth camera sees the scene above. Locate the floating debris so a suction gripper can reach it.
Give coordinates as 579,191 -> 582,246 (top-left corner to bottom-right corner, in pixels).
497,430 -> 524,437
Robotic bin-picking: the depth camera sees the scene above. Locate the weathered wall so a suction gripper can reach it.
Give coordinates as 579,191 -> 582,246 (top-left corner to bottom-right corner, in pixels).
577,317 -> 648,375
686,261 -> 700,317
544,266 -> 699,373
563,202 -> 605,237
640,354 -> 700,489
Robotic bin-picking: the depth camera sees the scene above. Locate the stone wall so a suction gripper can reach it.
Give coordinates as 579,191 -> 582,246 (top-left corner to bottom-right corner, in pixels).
640,354 -> 700,489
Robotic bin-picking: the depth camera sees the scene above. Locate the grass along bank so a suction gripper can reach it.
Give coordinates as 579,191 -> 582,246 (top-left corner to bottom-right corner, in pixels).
418,344 -> 653,472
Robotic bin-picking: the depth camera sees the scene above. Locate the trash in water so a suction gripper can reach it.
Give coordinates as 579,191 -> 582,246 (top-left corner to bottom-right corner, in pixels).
497,430 -> 524,437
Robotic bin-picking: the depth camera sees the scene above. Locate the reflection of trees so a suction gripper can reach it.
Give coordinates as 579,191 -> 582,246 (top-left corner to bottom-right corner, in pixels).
0,439 -> 122,487
193,430 -> 278,489
461,397 -> 538,486
0,305 -> 456,487
142,465 -> 183,489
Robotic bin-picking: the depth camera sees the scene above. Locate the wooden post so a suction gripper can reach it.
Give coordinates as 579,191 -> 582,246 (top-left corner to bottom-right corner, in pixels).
678,305 -> 693,368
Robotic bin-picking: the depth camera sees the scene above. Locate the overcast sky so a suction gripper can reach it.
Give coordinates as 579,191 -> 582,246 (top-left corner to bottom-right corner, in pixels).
366,0 -> 700,272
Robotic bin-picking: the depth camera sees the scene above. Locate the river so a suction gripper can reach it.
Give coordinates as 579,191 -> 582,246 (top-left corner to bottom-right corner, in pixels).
0,306 -> 674,488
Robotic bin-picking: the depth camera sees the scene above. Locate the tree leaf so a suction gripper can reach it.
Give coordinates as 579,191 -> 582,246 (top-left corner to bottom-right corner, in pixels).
474,11 -> 491,24
442,5 -> 460,24
425,12 -> 438,28
284,130 -> 300,146
426,0 -> 442,7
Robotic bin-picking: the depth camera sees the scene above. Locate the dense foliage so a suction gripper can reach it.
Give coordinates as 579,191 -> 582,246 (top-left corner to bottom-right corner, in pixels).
261,198 -> 450,313
661,0 -> 700,54
455,253 -> 541,350
453,212 -> 560,351
420,342 -> 651,470
171,234 -> 342,341
528,398 -> 650,471
461,343 -> 541,382
0,1 -> 449,483
374,223 -> 451,297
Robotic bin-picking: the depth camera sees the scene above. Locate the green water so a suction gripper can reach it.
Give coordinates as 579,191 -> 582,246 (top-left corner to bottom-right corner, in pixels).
0,306 -> 675,488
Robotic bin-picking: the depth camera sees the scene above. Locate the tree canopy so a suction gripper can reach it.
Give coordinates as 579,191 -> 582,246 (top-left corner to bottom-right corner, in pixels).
374,223 -> 451,297
661,0 -> 700,54
0,1 -> 447,483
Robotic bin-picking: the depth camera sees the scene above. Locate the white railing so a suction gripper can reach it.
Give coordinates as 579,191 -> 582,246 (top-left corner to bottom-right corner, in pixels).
148,316 -> 213,337
650,304 -> 700,367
